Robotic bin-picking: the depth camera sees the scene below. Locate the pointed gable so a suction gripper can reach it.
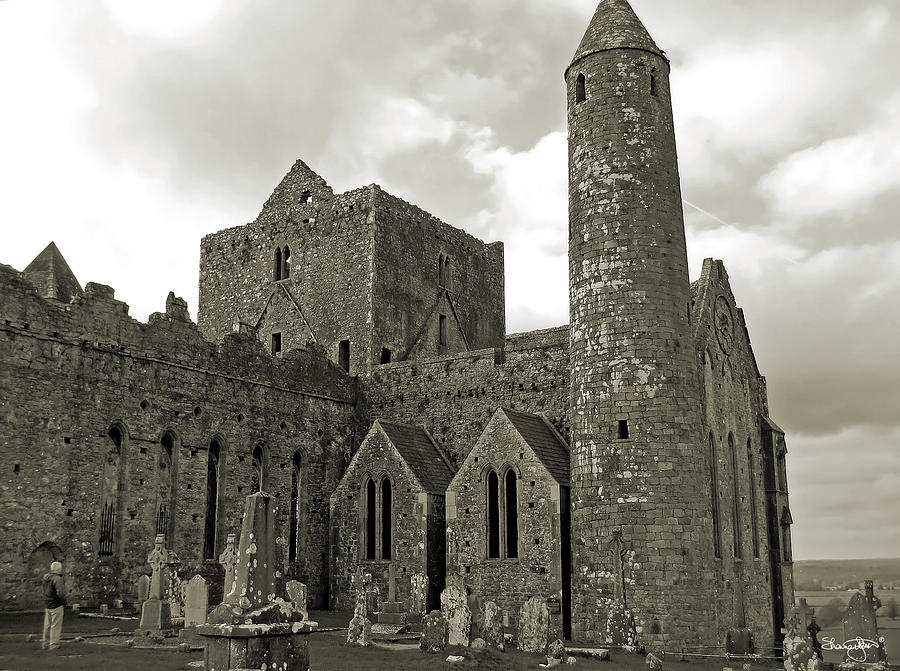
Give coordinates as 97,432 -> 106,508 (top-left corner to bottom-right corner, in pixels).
569,0 -> 664,75
500,408 -> 570,484
377,420 -> 455,495
22,242 -> 83,303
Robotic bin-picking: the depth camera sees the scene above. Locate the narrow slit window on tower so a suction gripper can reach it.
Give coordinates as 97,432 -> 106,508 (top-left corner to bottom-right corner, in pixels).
274,248 -> 282,281
300,190 -> 312,204
339,339 -> 350,373
575,73 -> 586,103
282,245 -> 291,279
650,72 -> 659,97
271,332 -> 282,356
380,347 -> 392,364
439,314 -> 448,347
617,419 -> 629,439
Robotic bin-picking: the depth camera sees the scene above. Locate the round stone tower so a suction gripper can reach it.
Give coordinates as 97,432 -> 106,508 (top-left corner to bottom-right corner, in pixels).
566,0 -> 713,647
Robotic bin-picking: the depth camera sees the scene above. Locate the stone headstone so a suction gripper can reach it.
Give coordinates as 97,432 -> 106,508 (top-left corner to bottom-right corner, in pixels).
347,615 -> 372,647
441,585 -> 471,647
139,534 -> 173,632
519,596 -> 551,654
646,652 -> 663,670
224,492 -> 276,610
605,602 -> 638,647
218,533 -> 239,601
783,634 -> 821,671
481,601 -> 505,651
420,610 -> 449,653
167,572 -> 184,618
286,580 -> 308,621
99,603 -> 108,615
547,639 -> 567,667
839,581 -> 886,663
184,574 -> 208,627
410,573 -> 428,616
365,581 -> 381,617
807,617 -> 822,660
446,572 -> 466,595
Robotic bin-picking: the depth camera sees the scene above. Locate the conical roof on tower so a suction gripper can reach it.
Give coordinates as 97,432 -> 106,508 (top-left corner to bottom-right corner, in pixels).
22,241 -> 84,303
567,0 -> 664,76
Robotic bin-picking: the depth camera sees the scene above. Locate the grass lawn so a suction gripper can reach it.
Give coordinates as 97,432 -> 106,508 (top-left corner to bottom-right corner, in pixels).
0,609 -> 791,671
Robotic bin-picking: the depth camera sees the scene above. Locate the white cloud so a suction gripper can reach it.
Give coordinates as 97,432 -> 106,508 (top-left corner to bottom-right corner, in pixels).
758,108 -> 900,220
102,0 -> 226,40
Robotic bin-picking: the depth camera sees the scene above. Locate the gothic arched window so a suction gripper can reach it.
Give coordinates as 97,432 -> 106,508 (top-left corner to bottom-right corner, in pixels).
709,431 -> 721,558
380,478 -> 392,560
274,248 -> 282,281
99,425 -> 126,557
289,451 -> 303,562
282,245 -> 291,279
729,433 -> 742,558
203,440 -> 223,559
252,444 -> 267,493
504,468 -> 519,559
575,73 -> 586,103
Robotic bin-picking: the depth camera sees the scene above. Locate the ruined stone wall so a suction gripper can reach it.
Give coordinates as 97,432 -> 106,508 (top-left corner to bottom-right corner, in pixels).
566,45 -> 716,648
362,326 -> 570,467
370,188 -> 505,362
328,428 -> 432,612
198,161 -> 376,376
0,265 -> 356,610
693,259 -> 782,652
446,416 -> 565,638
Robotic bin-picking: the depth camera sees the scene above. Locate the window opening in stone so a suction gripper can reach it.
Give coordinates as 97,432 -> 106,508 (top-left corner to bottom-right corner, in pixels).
439,314 -> 448,347
203,440 -> 221,559
381,478 -> 392,560
274,248 -> 282,281
709,432 -> 721,558
487,470 -> 500,559
339,339 -> 350,373
650,72 -> 658,97
271,332 -> 282,356
729,433 -> 742,558
617,420 -> 629,439
380,347 -> 392,364
282,245 -> 291,279
504,469 -> 519,559
365,478 -> 377,560
439,255 -> 452,289
289,451 -> 302,562
252,444 -> 265,493
99,425 -> 124,557
300,190 -> 312,204
747,437 -> 760,558
157,432 -> 176,545
575,73 -> 586,103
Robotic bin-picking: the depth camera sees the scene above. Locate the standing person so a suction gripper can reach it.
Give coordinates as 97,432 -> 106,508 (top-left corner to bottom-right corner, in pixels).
41,561 -> 66,650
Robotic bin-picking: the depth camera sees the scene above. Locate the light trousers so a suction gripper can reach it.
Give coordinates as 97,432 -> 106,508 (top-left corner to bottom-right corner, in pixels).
42,605 -> 64,649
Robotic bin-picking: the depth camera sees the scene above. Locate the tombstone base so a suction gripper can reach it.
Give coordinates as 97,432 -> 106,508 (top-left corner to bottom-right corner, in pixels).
196,621 -> 316,671
138,598 -> 173,633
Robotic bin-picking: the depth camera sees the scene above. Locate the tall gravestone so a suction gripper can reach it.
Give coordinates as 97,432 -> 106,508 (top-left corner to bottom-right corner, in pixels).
441,585 -> 471,647
286,580 -> 308,621
518,596 -> 550,654
184,575 -> 209,628
218,533 -> 239,603
138,534 -> 174,633
481,601 -> 505,651
197,492 -> 316,671
410,572 -> 428,621
839,581 -> 886,663
136,574 -> 150,613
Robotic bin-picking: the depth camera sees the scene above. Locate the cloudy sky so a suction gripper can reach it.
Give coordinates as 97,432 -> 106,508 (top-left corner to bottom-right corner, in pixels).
2,0 -> 898,561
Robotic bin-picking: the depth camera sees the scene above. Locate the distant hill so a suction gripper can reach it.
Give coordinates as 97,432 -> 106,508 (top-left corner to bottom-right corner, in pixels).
794,558 -> 900,590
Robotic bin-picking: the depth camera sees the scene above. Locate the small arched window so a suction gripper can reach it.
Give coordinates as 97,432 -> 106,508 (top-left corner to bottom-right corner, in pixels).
575,73 -> 586,103
157,431 -> 178,545
203,440 -> 222,559
289,451 -> 303,562
650,70 -> 658,97
728,433 -> 742,558
504,469 -> 519,559
381,478 -> 392,560
486,470 -> 500,559
274,248 -> 282,281
709,431 -> 721,558
252,444 -> 266,493
364,478 -> 377,560
282,245 -> 291,279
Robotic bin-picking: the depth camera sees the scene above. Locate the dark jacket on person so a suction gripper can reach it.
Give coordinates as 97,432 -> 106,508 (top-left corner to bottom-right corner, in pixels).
42,573 -> 66,609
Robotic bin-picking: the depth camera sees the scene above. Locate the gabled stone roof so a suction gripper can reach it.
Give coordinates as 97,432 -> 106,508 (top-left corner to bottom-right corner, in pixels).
377,420 -> 455,495
568,0 -> 664,76
22,242 -> 83,303
501,408 -> 570,484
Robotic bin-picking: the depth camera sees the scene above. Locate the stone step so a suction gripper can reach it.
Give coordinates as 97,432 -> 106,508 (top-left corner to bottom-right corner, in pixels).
380,601 -> 404,614
376,612 -> 408,625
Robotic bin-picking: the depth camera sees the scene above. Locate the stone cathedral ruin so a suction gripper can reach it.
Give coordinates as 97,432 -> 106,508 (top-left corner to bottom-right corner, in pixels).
0,0 -> 794,652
